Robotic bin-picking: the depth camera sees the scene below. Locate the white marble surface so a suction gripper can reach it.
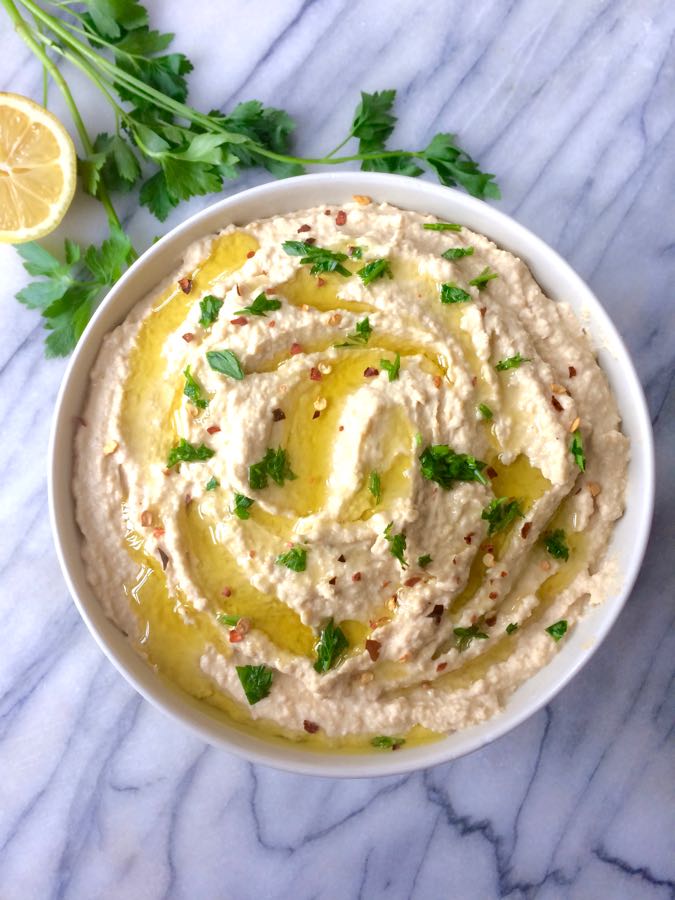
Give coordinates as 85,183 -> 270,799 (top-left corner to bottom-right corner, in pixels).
1,1 -> 674,897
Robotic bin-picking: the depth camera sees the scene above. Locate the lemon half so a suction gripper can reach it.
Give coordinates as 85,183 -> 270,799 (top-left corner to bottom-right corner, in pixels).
0,92 -> 77,243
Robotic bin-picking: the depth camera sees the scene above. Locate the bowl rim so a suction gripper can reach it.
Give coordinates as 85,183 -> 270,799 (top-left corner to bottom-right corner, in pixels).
48,172 -> 655,777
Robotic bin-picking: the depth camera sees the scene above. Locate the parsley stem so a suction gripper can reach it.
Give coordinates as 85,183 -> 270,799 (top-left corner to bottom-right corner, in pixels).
2,0 -> 125,234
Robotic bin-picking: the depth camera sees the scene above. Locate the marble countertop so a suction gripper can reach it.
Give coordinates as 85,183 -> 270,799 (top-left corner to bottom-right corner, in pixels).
1,1 -> 674,897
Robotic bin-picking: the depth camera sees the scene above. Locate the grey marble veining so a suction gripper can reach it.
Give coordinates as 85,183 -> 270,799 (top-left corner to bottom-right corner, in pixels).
1,1 -> 674,898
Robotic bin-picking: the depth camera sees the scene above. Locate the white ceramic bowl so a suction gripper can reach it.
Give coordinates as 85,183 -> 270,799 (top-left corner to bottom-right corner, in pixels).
49,173 -> 654,777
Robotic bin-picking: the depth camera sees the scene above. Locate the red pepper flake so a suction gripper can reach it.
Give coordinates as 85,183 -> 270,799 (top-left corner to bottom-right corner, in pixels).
480,306 -> 487,318
317,277 -> 326,287
551,395 -> 563,412
328,576 -> 337,586
501,570 -> 508,578
363,367 -> 379,378
324,209 -> 332,215
249,550 -> 256,559
404,576 -> 422,588
182,333 -> 194,343
229,630 -> 244,643
207,425 -> 221,435
436,662 -> 448,672
140,510 -> 153,527
486,614 -> 497,626
230,316 -> 248,326
312,410 -> 321,419
427,604 -> 444,624
290,342 -> 303,355
310,367 -> 322,381
521,522 -> 532,539
221,587 -> 232,597
365,639 -> 381,662
471,376 -> 478,387
352,572 -> 362,582
464,533 -> 474,545
246,250 -> 255,259
568,365 -> 577,378
488,592 -> 498,601
178,277 -> 192,294
433,375 -> 442,388
297,224 -> 311,233
338,425 -> 344,432
158,548 -> 169,570
272,408 -> 286,422
338,554 -> 346,563
268,320 -> 276,328
486,467 -> 498,480
303,719 -> 320,733
153,527 -> 165,539
335,210 -> 347,226
304,237 -> 316,246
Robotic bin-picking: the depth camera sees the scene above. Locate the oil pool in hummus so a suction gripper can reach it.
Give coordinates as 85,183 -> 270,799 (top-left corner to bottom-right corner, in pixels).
73,200 -> 629,753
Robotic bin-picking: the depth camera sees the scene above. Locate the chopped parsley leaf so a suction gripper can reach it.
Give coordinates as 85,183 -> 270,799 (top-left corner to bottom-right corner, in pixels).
166,438 -> 214,468
276,546 -> 307,572
384,522 -> 408,568
469,266 -> 499,289
546,620 -> 568,642
205,476 -> 219,491
369,470 -> 382,504
570,430 -> 585,471
232,493 -> 254,519
419,444 -> 488,488
380,352 -> 400,381
335,316 -> 372,348
282,240 -> 350,277
236,664 -> 273,705
371,735 -> 406,750
478,403 -> 493,419
506,623 -> 519,635
414,432 -> 423,447
183,365 -> 209,409
357,258 -> 393,285
454,623 -> 489,652
234,291 -> 281,317
442,246 -> 474,260
217,613 -> 240,627
543,528 -> 569,561
248,447 -> 296,489
198,295 -> 223,327
349,245 -> 364,259
423,222 -> 462,232
495,352 -> 531,371
206,348 -> 244,380
481,497 -> 524,536
418,554 -> 433,568
314,619 -> 348,673
440,283 -> 471,304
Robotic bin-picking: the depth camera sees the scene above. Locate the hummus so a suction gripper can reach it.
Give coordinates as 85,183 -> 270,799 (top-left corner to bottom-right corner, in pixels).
73,200 -> 629,751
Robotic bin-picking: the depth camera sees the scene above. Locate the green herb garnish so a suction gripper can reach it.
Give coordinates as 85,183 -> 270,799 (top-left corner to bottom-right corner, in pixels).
543,529 -> 569,561
248,447 -> 296,489
495,353 -> 531,371
481,497 -> 524,535
440,283 -> 471,304
469,267 -> 499,289
506,623 -> 519,635
570,430 -> 586,471
166,438 -> 215,468
546,620 -> 568,642
206,348 -> 244,380
282,240 -> 350,277
419,444 -> 488,488
205,476 -> 219,491
217,613 -> 240,627
199,295 -> 223,327
442,246 -> 474,260
314,619 -> 348,673
369,471 -> 382,504
276,546 -> 307,572
232,493 -> 254,519
371,735 -> 406,750
423,222 -> 462,232
380,353 -> 400,381
418,554 -> 433,568
234,291 -> 281,317
478,403 -> 493,419
236,665 -> 273,705
335,316 -> 372,348
384,522 -> 408,568
454,624 -> 489,652
183,365 -> 208,409
357,258 -> 392,285
349,246 -> 364,259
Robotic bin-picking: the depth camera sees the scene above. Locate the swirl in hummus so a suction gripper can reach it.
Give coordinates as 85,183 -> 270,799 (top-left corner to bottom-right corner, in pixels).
74,200 -> 628,751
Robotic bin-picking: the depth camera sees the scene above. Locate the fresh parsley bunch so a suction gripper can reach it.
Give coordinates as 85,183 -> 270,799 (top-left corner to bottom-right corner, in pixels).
6,0 -> 500,356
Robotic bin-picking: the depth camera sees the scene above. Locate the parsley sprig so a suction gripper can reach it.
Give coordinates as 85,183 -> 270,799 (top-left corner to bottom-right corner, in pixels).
282,241 -> 350,277
335,317 -> 373,348
419,444 -> 488,488
6,0 -> 499,357
314,619 -> 348,674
